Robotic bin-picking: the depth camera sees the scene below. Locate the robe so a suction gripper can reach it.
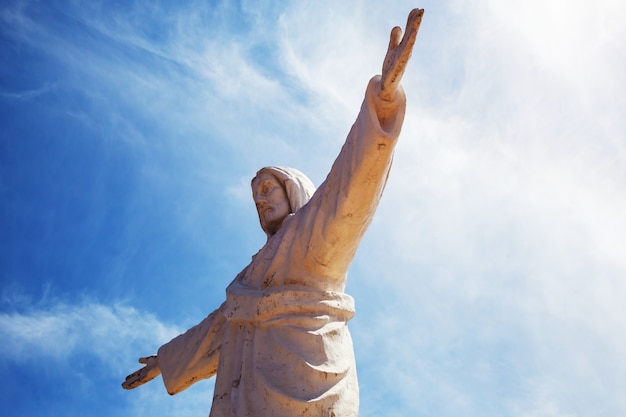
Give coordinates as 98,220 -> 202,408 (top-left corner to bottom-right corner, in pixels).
157,76 -> 406,417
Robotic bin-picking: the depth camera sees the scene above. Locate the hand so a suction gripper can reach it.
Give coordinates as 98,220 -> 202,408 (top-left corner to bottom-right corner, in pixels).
380,8 -> 424,101
122,355 -> 161,390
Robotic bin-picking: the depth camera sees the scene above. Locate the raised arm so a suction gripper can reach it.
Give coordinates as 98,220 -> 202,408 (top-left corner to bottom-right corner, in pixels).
295,9 -> 424,283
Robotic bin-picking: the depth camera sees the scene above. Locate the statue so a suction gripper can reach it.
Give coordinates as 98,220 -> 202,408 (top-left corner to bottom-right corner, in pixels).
123,8 -> 424,417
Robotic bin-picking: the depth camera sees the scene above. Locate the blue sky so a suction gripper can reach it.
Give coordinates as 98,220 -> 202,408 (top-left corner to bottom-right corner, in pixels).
1,0 -> 625,416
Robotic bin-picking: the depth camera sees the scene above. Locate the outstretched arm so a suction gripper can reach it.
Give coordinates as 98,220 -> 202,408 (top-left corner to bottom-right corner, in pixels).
122,303 -> 226,394
122,355 -> 161,390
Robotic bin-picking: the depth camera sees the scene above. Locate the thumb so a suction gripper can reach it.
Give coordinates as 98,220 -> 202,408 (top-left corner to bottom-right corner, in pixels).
139,355 -> 157,365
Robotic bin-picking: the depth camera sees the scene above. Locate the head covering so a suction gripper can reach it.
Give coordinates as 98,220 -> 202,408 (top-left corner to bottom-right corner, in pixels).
251,166 -> 316,214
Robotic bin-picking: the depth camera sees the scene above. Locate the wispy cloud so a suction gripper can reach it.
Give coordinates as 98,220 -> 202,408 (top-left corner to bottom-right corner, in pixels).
0,82 -> 57,100
0,295 -> 215,415
0,299 -> 180,373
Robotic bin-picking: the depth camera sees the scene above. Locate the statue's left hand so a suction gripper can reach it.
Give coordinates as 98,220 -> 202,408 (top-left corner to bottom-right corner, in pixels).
122,355 -> 161,390
380,8 -> 424,101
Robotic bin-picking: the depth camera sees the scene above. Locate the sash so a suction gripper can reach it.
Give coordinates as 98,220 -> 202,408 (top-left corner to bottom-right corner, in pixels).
223,287 -> 355,327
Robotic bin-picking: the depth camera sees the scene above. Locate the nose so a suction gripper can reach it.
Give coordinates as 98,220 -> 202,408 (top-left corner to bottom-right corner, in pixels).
255,199 -> 268,210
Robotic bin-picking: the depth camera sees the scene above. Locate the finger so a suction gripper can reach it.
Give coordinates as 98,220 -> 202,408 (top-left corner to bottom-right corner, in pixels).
383,26 -> 403,74
388,26 -> 402,51
138,355 -> 156,364
127,369 -> 142,380
401,9 -> 424,48
122,370 -> 142,389
408,8 -> 425,32
122,377 -> 140,390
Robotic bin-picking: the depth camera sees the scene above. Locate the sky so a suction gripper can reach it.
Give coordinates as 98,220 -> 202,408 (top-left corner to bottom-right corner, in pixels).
1,0 -> 625,416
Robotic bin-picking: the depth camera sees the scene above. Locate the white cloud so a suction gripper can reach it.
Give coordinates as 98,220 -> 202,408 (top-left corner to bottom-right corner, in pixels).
0,295 -> 217,416
0,82 -> 57,100
0,300 -> 180,374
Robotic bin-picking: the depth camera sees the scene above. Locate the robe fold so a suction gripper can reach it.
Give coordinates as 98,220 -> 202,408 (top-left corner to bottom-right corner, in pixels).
157,76 -> 406,417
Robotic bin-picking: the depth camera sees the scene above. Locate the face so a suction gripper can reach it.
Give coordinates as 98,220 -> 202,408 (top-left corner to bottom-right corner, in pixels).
252,172 -> 291,236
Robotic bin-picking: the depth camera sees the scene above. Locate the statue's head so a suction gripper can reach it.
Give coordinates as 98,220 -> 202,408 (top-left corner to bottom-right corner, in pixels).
251,166 -> 316,238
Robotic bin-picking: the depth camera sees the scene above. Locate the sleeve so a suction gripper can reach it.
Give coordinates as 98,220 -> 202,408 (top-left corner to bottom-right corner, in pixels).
299,76 -> 406,278
157,303 -> 226,395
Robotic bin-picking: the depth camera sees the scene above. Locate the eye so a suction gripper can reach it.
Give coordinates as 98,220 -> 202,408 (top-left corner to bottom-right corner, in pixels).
262,180 -> 278,195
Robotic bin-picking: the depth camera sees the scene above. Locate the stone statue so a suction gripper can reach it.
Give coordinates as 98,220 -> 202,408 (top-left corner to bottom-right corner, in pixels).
123,8 -> 424,417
